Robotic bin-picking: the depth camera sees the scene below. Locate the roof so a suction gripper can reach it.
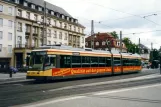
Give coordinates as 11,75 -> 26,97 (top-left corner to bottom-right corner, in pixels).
139,44 -> 150,50
25,0 -> 72,17
86,32 -> 114,41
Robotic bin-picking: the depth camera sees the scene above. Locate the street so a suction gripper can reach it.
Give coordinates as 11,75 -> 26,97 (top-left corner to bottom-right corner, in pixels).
0,69 -> 160,107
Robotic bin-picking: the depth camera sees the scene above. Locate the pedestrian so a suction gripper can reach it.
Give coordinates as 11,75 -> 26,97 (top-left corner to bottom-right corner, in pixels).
8,66 -> 12,78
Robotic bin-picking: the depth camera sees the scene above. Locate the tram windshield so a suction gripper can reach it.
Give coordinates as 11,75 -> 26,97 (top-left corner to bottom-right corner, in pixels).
28,51 -> 46,71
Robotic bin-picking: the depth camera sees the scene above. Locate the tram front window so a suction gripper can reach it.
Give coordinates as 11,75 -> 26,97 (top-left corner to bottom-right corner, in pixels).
29,52 -> 46,71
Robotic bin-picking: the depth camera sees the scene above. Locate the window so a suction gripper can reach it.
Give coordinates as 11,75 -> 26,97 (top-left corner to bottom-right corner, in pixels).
47,18 -> 50,24
114,58 -> 121,66
51,11 -> 54,15
8,7 -> 12,15
59,22 -> 62,28
64,33 -> 67,40
96,41 -> 99,46
0,31 -> 2,39
0,44 -> 2,52
17,9 -> 22,16
17,36 -> 22,44
82,29 -> 84,33
8,20 -> 12,28
71,56 -> 81,68
85,42 -> 88,46
48,29 -> 51,37
62,15 -> 64,19
60,42 -> 62,44
0,5 -> 3,12
26,12 -> 30,19
74,26 -> 76,31
34,14 -> 37,21
48,41 -> 51,45
59,32 -> 62,39
24,2 -> 28,6
31,4 -> 35,9
60,55 -> 71,68
41,16 -> 44,22
82,56 -> 90,67
91,57 -> 98,67
33,27 -> 37,34
54,31 -> 57,38
18,22 -> 22,31
38,7 -> 42,11
82,37 -> 84,43
54,41 -> 56,44
66,17 -> 69,21
78,28 -> 80,32
8,45 -> 12,53
64,23 -> 67,29
99,57 -> 106,67
0,18 -> 3,26
54,20 -> 57,26
102,41 -> 106,45
8,33 -> 12,41
15,0 -> 19,4
69,25 -> 72,30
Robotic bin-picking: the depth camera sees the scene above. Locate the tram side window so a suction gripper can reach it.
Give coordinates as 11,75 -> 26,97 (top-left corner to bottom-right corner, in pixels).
91,57 -> 98,67
60,55 -> 71,68
82,56 -> 90,67
106,57 -> 111,67
71,56 -> 81,68
99,57 -> 106,67
122,58 -> 127,66
45,55 -> 56,70
136,59 -> 141,66
114,58 -> 121,66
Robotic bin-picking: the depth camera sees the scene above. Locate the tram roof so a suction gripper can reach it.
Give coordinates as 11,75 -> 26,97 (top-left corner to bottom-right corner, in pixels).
33,45 -> 141,59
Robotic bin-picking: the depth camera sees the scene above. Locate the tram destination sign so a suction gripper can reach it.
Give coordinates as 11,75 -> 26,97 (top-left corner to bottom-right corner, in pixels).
72,52 -> 80,56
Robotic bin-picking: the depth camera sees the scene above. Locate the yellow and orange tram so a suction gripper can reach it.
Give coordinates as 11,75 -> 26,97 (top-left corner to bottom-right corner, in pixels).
26,45 -> 142,80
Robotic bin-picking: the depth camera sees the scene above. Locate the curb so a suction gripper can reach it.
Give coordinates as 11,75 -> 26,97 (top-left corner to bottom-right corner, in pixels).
0,78 -> 33,85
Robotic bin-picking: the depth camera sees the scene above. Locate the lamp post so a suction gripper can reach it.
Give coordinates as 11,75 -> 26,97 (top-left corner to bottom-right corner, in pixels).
159,51 -> 161,74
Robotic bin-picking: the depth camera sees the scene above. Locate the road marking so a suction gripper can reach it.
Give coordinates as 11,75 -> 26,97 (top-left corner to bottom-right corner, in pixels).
12,84 -> 23,86
94,83 -> 161,95
48,73 -> 161,92
22,96 -> 85,107
23,83 -> 161,107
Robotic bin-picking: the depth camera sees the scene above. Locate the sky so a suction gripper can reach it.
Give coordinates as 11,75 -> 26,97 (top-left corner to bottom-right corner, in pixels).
45,0 -> 161,49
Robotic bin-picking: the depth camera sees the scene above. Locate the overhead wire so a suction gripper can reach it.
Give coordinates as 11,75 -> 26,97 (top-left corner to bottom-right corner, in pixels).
83,1 -> 161,26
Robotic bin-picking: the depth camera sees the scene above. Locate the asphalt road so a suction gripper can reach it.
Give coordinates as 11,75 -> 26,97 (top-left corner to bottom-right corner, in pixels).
0,69 -> 160,107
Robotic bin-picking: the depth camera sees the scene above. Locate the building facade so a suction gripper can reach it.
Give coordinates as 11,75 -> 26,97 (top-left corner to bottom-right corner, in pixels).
85,33 -> 127,52
0,0 -> 15,69
1,0 -> 85,68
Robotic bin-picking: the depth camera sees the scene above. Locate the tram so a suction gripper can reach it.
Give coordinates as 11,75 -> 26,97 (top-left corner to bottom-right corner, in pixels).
26,45 -> 142,80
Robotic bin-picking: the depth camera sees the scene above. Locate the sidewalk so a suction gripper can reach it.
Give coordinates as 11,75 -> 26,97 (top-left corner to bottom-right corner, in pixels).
0,72 -> 26,82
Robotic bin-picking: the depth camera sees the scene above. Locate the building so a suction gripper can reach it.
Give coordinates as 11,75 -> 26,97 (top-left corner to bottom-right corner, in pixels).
1,0 -> 85,68
139,44 -> 150,60
85,32 -> 127,52
0,0 -> 15,68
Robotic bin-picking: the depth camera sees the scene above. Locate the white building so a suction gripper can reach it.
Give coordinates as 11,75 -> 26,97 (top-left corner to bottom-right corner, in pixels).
0,0 -> 15,68
0,0 -> 85,67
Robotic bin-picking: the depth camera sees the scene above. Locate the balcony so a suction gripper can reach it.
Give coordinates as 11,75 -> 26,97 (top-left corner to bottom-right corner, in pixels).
15,44 -> 35,49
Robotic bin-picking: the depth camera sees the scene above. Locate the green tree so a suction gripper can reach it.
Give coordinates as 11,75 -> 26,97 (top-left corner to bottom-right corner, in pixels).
122,37 -> 139,54
110,31 -> 118,39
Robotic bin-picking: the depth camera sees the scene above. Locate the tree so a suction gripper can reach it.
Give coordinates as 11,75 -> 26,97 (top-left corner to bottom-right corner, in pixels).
122,37 -> 139,54
110,31 -> 118,39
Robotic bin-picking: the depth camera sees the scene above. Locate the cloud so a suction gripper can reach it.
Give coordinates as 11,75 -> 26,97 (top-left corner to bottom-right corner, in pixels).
45,0 -> 161,49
